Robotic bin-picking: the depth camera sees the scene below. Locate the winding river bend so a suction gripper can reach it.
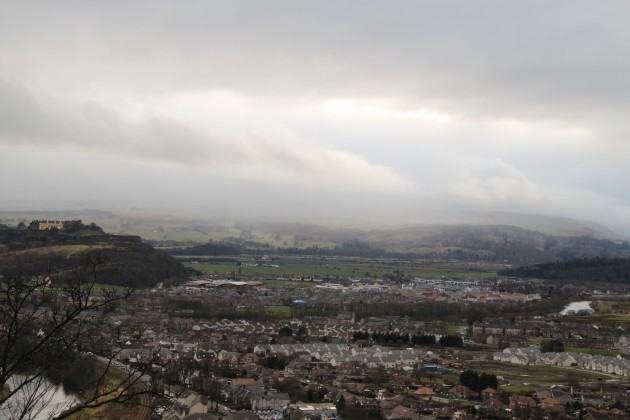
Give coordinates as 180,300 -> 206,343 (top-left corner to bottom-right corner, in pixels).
0,375 -> 78,420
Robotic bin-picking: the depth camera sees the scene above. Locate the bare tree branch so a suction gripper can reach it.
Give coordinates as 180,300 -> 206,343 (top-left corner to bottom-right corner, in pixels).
0,256 -> 155,419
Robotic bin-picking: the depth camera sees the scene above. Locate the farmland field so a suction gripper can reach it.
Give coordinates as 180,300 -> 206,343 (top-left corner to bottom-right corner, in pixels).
265,305 -> 292,315
563,347 -> 623,357
182,256 -> 503,280
466,360 -> 615,386
6,244 -> 113,257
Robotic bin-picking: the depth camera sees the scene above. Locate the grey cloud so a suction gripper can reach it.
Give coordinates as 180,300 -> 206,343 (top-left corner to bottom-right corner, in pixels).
3,1 -> 628,128
2,2 -> 630,232
0,79 -> 50,141
0,79 -> 411,192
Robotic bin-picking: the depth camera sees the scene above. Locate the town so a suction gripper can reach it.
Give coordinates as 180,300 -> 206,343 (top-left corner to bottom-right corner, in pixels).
79,263 -> 630,420
3,219 -> 630,420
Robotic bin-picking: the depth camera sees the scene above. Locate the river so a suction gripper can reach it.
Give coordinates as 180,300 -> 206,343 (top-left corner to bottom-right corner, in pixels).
0,375 -> 78,420
560,300 -> 594,315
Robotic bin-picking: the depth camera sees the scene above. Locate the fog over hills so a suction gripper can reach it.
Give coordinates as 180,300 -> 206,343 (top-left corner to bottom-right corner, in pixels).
1,209 -> 623,240
403,211 -> 625,240
2,209 -> 628,266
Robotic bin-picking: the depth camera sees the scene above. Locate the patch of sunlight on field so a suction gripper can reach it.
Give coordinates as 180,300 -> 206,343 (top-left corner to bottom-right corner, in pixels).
265,305 -> 292,315
8,244 -> 112,256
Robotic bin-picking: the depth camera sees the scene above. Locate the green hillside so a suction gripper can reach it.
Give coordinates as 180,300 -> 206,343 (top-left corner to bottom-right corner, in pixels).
0,221 -> 189,288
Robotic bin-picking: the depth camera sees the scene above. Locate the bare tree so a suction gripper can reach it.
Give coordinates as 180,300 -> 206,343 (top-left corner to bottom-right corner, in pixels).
0,255 -> 157,419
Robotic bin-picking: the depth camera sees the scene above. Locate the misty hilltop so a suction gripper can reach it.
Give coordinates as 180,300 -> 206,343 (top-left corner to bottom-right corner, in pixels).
2,210 -> 627,266
165,222 -> 630,266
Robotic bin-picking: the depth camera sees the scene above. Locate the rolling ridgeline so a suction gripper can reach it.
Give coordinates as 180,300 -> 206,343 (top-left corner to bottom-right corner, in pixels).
3,217 -> 630,288
163,224 -> 630,266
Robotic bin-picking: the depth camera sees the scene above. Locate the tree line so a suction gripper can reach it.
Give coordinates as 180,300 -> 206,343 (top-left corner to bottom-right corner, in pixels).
499,257 -> 630,284
162,232 -> 630,264
459,369 -> 498,392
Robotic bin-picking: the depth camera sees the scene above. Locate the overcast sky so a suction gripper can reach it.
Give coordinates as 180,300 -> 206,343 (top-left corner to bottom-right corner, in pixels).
1,1 -> 630,233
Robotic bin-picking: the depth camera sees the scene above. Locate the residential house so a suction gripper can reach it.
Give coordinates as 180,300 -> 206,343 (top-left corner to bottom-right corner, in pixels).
388,405 -> 420,420
481,387 -> 499,400
251,391 -> 290,411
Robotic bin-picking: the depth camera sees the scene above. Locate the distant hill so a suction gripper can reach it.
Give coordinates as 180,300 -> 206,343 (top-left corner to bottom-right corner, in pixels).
161,223 -> 630,265
0,223 -> 189,288
2,210 -> 629,265
352,224 -> 630,265
401,211 -> 625,240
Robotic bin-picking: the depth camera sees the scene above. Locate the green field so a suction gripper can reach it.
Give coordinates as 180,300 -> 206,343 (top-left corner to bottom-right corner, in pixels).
114,226 -> 340,248
183,256 -> 502,281
467,360 -> 615,386
92,283 -> 130,292
416,321 -> 466,333
184,260 -> 381,278
560,312 -> 630,328
185,262 -> 240,273
564,347 -> 624,357
265,305 -> 292,315
7,244 -> 112,256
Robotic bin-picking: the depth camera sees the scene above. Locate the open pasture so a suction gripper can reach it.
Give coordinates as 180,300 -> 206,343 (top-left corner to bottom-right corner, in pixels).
466,360 -> 615,387
183,256 -> 502,282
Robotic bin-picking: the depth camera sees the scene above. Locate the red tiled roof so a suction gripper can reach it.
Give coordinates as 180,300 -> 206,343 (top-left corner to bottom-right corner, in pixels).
413,386 -> 436,395
541,397 -> 563,406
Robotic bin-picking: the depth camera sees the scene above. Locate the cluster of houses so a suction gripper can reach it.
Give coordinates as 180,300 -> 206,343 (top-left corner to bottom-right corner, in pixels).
401,288 -> 541,304
162,390 -> 209,420
160,382 -> 338,420
178,272 -> 547,309
253,343 -> 433,370
82,290 -> 630,419
172,372 -> 630,420
71,284 -> 630,420
146,336 -> 630,419
494,347 -> 630,377
473,320 -> 622,351
160,388 -> 339,420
